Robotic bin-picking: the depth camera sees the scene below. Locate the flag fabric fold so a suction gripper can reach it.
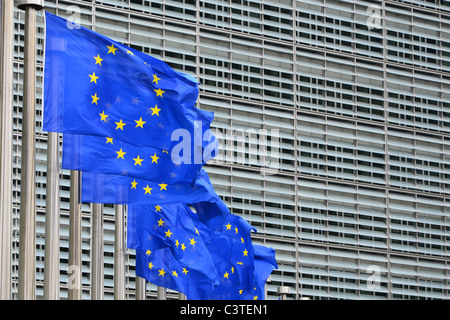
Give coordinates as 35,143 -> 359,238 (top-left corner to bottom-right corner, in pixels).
131,203 -> 219,299
81,168 -> 228,230
189,210 -> 258,299
251,245 -> 278,299
135,246 -> 219,300
62,133 -> 207,185
211,244 -> 278,300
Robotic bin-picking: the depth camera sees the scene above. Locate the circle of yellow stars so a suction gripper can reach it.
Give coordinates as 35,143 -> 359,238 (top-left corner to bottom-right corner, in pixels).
143,205 -> 202,281
89,43 -> 170,197
142,211 -> 256,298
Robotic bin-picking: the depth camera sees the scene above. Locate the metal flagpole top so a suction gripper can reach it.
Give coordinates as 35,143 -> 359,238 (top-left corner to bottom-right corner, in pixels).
17,0 -> 44,10
277,286 -> 290,300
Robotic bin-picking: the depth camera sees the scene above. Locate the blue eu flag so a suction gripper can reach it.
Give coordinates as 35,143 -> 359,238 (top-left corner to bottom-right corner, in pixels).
250,245 -> 278,300
189,209 -> 259,298
129,198 -> 276,299
189,204 -> 277,300
44,12 -> 209,147
131,203 -> 219,299
44,11 -> 218,181
44,11 -> 221,209
62,133 -> 216,185
81,168 -> 228,230
212,245 -> 278,300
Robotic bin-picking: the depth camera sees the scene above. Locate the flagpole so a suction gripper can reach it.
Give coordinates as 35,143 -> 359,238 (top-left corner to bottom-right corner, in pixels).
91,203 -> 104,300
114,204 -> 125,300
68,170 -> 82,300
157,286 -> 166,300
43,132 -> 60,300
135,276 -> 146,300
43,20 -> 65,300
0,0 -> 14,300
17,0 -> 43,300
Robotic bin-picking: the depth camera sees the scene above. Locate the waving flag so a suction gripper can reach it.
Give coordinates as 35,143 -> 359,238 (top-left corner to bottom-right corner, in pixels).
81,169 -> 228,230
129,196 -> 276,299
60,121 -> 218,187
212,244 -> 278,300
131,203 -> 219,299
250,245 -> 278,299
44,12 -> 217,179
188,207 -> 258,298
62,133 -> 211,185
187,201 -> 278,300
44,12 -> 206,142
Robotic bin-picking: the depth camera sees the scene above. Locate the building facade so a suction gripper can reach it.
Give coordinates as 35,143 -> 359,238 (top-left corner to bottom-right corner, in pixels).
10,0 -> 450,299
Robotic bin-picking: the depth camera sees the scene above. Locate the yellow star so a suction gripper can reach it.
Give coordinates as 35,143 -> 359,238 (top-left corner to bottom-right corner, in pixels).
154,205 -> 162,212
225,223 -> 232,230
172,271 -> 178,277
150,153 -> 159,164
181,243 -> 186,251
239,290 -> 243,295
91,92 -> 99,105
143,185 -> 153,194
106,137 -> 113,144
223,271 -> 229,279
235,227 -> 239,234
175,240 -> 179,247
89,72 -> 99,84
99,110 -> 109,122
152,74 -> 160,85
148,262 -> 154,270
237,261 -> 243,266
158,268 -> 166,277
165,229 -> 173,238
107,44 -> 118,55
231,266 -> 235,274
133,155 -> 144,166
158,183 -> 168,191
253,295 -> 258,300
115,119 -> 126,130
190,237 -> 196,246
126,49 -> 134,55
243,249 -> 248,256
154,88 -> 165,97
135,117 -> 146,128
157,218 -> 164,227
145,250 -> 151,256
241,237 -> 244,243
116,148 -> 126,159
150,105 -> 161,116
182,268 -> 188,275
94,54 -> 103,66
131,179 -> 138,189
